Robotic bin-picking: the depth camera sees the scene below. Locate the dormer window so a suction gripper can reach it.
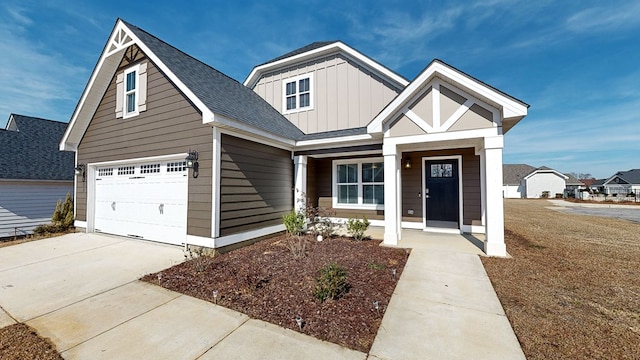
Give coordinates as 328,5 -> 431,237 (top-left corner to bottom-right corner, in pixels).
283,74 -> 313,113
115,62 -> 148,119
124,65 -> 139,118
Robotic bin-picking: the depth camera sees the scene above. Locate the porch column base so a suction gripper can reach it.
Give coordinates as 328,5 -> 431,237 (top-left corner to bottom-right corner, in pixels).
383,232 -> 399,246
484,241 -> 507,257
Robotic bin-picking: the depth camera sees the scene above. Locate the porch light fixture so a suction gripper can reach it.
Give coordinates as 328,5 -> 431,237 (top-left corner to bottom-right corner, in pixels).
404,157 -> 412,169
75,163 -> 86,182
185,150 -> 199,178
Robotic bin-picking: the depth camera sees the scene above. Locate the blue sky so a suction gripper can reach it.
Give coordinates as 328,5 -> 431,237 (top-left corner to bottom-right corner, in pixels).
1,0 -> 638,178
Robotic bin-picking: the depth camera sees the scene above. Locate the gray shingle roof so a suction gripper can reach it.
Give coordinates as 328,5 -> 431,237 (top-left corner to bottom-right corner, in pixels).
0,114 -> 74,180
503,164 -> 535,185
609,169 -> 640,185
299,127 -> 368,141
260,41 -> 338,66
122,20 -> 305,141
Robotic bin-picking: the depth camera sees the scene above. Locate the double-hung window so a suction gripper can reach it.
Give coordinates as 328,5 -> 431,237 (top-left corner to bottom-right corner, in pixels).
123,64 -> 139,118
283,74 -> 313,113
333,158 -> 384,209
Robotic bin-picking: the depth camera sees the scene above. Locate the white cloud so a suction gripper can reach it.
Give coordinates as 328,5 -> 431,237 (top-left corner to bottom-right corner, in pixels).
0,9 -> 89,125
566,2 -> 640,33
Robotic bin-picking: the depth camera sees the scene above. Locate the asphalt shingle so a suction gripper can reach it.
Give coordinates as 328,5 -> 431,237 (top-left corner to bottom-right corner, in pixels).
122,20 -> 305,141
0,114 -> 74,181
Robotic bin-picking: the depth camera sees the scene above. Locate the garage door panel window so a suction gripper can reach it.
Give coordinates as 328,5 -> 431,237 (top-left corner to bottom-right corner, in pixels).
98,168 -> 113,177
140,163 -> 161,174
117,166 -> 135,175
167,161 -> 187,172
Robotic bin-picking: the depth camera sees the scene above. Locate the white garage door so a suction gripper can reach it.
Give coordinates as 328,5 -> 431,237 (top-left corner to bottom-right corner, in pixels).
94,160 -> 188,245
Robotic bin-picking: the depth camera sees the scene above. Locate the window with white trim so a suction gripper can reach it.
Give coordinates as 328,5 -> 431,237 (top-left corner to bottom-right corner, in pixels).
117,166 -> 135,175
283,73 -> 313,113
333,158 -> 384,209
123,64 -> 139,118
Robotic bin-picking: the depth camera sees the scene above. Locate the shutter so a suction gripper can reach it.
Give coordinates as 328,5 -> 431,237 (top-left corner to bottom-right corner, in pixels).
115,73 -> 124,118
138,62 -> 147,112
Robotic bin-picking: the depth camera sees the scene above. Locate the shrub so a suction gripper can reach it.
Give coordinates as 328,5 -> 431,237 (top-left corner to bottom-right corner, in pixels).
184,245 -> 217,272
286,235 -> 308,259
34,193 -> 74,235
346,216 -> 370,241
282,210 -> 305,236
314,262 -> 349,302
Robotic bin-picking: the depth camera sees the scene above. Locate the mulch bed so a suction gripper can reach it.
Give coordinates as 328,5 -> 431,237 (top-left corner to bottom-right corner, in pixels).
0,323 -> 63,360
142,234 -> 409,352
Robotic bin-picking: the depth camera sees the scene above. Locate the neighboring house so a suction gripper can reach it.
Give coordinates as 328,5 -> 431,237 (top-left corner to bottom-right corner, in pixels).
503,164 -> 581,198
601,169 -> 640,195
502,164 -> 535,198
0,114 -> 74,237
60,19 -> 528,256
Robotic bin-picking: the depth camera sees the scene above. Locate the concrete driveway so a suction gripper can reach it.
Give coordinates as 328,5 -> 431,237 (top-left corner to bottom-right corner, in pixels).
547,199 -> 640,223
0,233 -> 364,359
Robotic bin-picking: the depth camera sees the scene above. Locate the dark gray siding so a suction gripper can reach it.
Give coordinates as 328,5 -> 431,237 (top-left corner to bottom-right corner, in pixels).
219,134 -> 293,236
76,45 -> 212,237
401,148 -> 481,226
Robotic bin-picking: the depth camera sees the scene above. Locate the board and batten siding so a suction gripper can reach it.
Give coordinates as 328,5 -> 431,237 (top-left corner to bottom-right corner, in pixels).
401,148 -> 482,226
0,181 -> 73,237
253,53 -> 400,134
76,45 -> 212,238
219,134 -> 293,236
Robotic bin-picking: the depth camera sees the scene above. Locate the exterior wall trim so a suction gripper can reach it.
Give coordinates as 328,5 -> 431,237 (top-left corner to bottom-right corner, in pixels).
214,224 -> 285,248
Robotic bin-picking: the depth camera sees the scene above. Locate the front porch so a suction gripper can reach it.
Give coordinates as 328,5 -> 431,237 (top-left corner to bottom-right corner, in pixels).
337,225 -> 488,255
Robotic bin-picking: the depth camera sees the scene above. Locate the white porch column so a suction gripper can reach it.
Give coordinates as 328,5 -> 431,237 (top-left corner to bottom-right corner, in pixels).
383,144 -> 401,245
294,155 -> 307,213
483,136 -> 506,256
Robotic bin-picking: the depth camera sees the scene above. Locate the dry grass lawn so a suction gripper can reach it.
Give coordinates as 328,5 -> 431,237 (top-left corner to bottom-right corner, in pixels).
483,199 -> 640,359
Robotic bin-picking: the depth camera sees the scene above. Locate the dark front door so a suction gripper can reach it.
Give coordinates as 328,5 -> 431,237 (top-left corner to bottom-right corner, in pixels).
425,159 -> 459,225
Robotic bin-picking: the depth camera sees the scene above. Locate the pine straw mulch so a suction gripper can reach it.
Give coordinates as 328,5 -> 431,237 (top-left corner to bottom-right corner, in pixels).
142,234 -> 409,352
0,323 -> 63,360
482,199 -> 640,360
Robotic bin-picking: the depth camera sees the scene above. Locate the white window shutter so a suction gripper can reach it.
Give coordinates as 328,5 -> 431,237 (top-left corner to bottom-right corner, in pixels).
115,73 -> 124,118
138,62 -> 147,112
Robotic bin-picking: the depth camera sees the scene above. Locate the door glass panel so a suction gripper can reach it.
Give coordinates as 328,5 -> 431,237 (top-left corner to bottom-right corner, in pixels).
430,163 -> 453,178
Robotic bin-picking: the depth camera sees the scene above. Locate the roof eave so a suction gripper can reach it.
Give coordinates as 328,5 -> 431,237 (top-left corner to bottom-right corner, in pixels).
61,19 -> 215,152
367,60 -> 529,134
244,42 -> 409,90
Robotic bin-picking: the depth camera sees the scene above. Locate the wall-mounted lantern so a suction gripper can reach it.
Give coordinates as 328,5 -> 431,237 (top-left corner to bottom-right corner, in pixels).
404,157 -> 412,169
75,163 -> 86,182
185,150 -> 199,178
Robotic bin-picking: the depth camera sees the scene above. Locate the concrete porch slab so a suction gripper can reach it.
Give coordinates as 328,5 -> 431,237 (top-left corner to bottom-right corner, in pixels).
200,319 -> 367,360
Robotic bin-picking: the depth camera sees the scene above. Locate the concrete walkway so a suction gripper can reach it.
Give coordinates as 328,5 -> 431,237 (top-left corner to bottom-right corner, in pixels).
0,231 -> 524,359
368,232 -> 525,359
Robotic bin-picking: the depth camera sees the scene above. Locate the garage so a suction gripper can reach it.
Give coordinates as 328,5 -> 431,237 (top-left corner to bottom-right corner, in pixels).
93,159 -> 188,245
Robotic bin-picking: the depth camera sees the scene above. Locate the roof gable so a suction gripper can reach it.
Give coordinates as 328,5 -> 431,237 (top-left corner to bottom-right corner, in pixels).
61,19 -> 303,151
244,41 -> 409,91
604,169 -> 640,185
368,59 -> 529,134
1,114 -> 74,180
503,164 -> 536,185
523,166 -> 569,181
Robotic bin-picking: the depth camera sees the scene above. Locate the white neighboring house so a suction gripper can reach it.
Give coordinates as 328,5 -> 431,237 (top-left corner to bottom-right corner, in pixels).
503,164 -> 582,198
602,169 -> 640,196
0,114 -> 74,238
